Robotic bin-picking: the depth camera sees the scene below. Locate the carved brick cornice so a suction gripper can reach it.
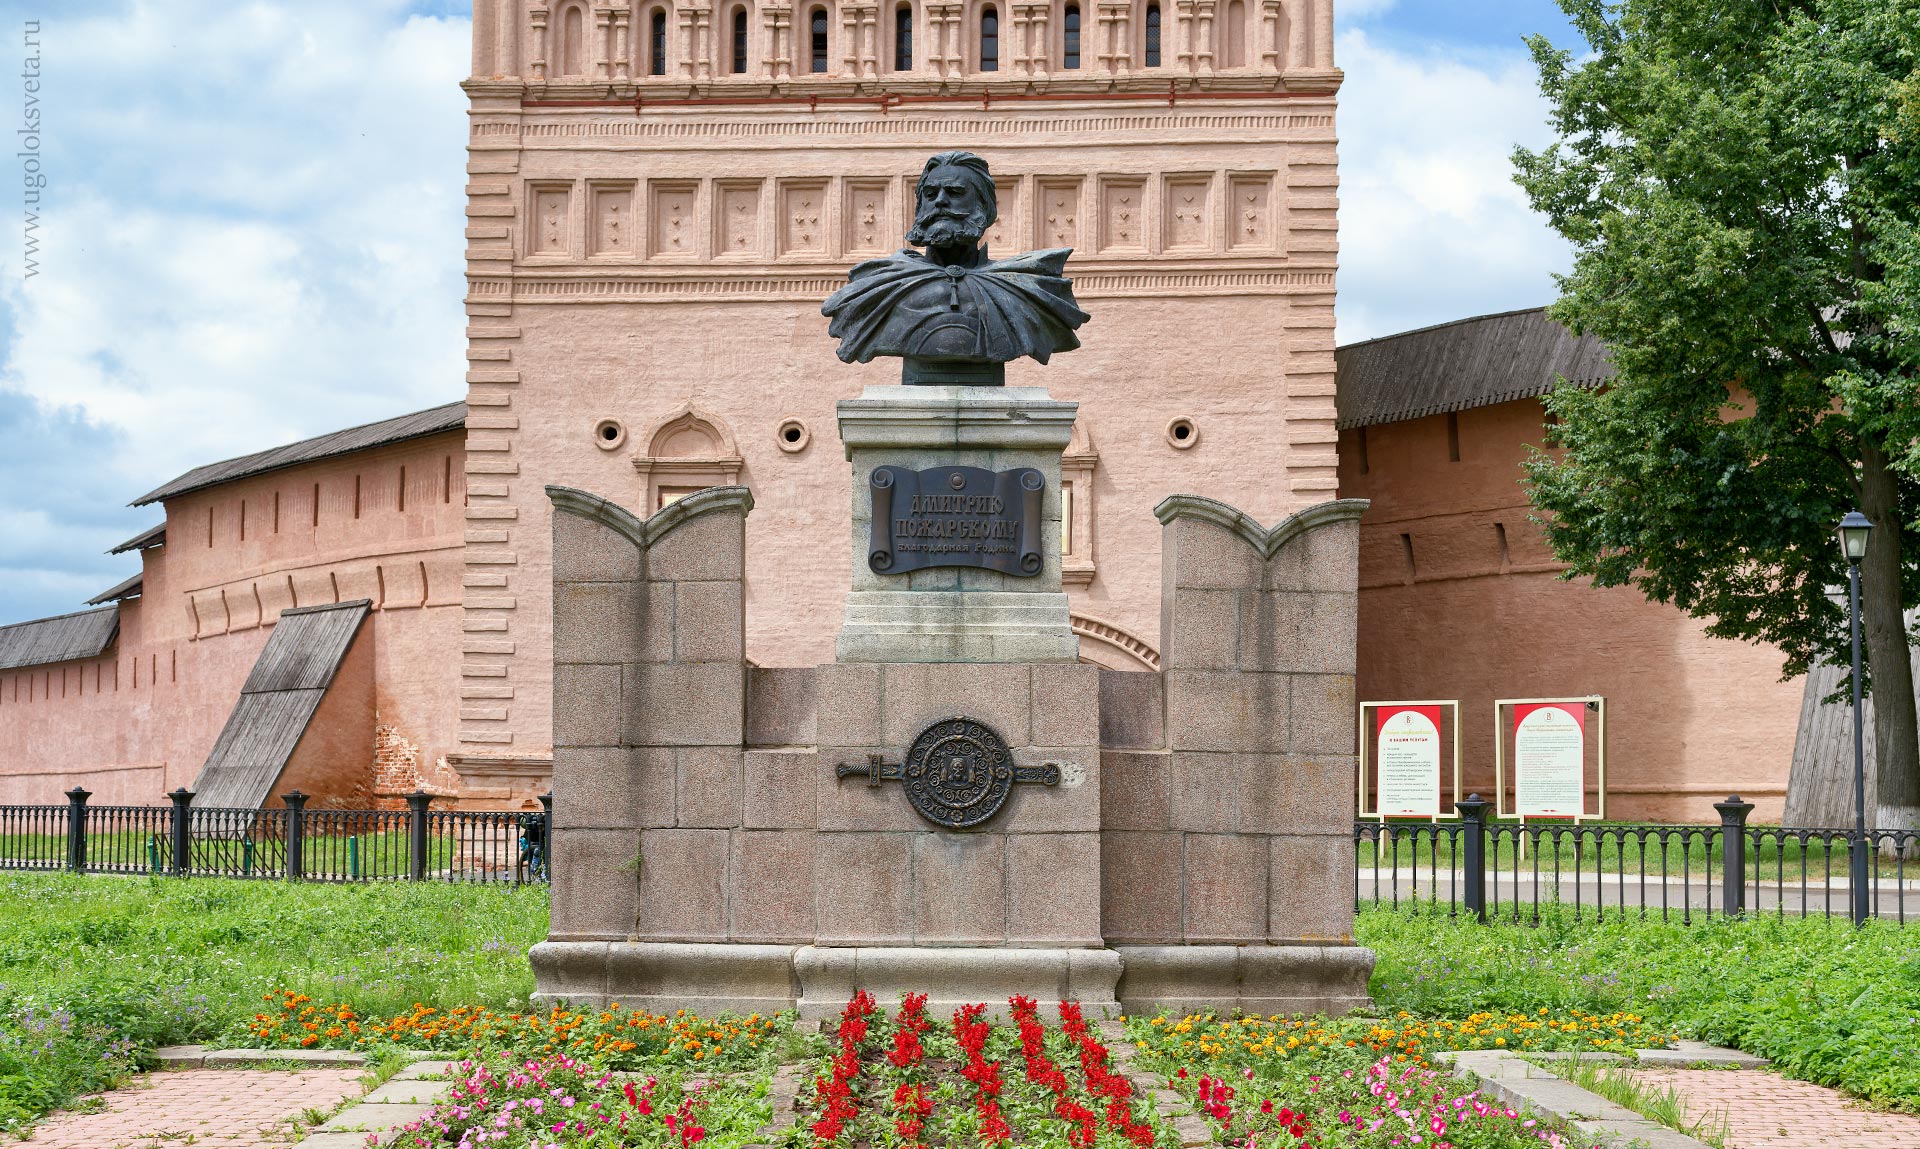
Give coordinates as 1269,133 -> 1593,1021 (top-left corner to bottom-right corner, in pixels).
503,104 -> 1334,145
469,262 -> 1330,304
478,68 -> 1341,101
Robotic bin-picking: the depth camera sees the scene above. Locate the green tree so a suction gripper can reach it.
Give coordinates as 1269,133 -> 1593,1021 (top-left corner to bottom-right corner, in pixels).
1512,0 -> 1920,830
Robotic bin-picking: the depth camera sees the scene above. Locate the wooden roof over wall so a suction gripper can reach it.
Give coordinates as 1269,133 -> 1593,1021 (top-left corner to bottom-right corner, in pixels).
190,600 -> 371,809
132,402 -> 466,507
85,573 -> 144,606
1335,307 -> 1615,430
0,606 -> 120,671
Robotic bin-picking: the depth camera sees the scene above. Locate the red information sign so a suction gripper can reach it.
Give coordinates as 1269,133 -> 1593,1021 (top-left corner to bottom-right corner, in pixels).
1375,704 -> 1444,818
1512,702 -> 1586,817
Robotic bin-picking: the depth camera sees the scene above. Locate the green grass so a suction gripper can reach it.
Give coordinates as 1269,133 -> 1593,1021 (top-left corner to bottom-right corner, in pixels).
0,873 -> 545,1132
1358,907 -> 1920,1111
3,873 -> 1917,1134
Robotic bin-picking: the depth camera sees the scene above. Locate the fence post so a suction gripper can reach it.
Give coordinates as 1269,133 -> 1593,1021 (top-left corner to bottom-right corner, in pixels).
283,790 -> 307,881
1457,793 -> 1490,923
169,788 -> 194,876
539,791 -> 554,882
406,790 -> 431,882
1714,794 -> 1754,917
65,787 -> 90,873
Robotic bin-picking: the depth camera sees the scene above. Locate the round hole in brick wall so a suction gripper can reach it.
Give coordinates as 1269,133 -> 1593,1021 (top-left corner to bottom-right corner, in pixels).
1166,417 -> 1199,450
593,419 -> 627,451
776,418 -> 811,454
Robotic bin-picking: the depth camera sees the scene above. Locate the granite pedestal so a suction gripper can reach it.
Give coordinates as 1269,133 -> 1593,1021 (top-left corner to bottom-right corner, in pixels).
534,391 -> 1376,1018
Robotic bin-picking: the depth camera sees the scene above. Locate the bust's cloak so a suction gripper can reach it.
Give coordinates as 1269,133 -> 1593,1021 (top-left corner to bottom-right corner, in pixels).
821,247 -> 1090,365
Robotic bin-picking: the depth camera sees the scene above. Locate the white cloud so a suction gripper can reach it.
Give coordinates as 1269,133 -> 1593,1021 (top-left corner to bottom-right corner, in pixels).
0,2 -> 471,624
1332,28 -> 1574,344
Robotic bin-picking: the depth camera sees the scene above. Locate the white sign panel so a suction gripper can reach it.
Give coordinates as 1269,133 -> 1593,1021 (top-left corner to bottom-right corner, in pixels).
1514,703 -> 1585,817
1376,707 -> 1443,818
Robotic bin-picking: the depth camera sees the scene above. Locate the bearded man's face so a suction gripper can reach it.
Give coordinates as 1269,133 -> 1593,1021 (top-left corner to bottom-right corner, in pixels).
909,168 -> 993,249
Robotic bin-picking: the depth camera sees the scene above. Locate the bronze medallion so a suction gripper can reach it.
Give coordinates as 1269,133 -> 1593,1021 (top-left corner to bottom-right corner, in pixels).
834,716 -> 1061,830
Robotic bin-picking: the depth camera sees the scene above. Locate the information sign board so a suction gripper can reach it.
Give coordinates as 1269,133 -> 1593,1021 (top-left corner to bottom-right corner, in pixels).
1510,702 -> 1589,818
1375,705 -> 1444,818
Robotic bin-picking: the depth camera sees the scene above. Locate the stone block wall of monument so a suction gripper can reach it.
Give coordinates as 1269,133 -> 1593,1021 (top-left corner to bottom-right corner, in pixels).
455,0 -> 1343,763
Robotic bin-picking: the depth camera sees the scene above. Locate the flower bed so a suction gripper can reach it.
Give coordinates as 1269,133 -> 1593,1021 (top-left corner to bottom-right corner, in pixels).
1134,1008 -> 1674,1068
389,1052 -> 773,1149
243,991 -> 785,1070
1128,1014 -> 1611,1149
791,995 -> 1168,1149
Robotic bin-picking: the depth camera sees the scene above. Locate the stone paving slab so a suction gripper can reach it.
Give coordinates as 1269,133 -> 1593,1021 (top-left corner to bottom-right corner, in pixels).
316,1100 -> 435,1132
153,1043 -> 209,1068
361,1078 -> 451,1104
1635,1040 -> 1770,1068
391,1057 -> 461,1080
1445,1050 -> 1717,1149
23,1067 -> 366,1149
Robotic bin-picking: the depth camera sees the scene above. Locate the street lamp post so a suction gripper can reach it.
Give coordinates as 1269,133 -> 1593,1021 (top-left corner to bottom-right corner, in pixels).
1838,510 -> 1873,927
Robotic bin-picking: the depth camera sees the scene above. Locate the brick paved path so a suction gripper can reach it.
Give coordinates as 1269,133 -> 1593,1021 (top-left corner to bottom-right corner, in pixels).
24,1068 -> 366,1149
1627,1068 -> 1920,1149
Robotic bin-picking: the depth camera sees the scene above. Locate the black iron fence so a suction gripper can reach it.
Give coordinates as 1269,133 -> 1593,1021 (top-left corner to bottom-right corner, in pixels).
1357,794 -> 1917,926
0,787 -> 551,884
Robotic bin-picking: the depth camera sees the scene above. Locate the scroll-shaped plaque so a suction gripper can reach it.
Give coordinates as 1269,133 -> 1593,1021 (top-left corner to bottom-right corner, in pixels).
868,465 -> 1045,577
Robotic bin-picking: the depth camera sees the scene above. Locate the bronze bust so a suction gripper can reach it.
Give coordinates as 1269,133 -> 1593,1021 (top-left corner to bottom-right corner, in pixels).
822,151 -> 1090,385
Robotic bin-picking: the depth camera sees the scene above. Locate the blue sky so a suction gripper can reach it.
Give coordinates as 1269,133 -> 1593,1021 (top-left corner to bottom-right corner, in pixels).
0,1 -> 1586,625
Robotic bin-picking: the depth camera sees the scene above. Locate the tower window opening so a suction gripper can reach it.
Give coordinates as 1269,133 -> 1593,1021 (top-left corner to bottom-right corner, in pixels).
650,9 -> 668,74
1224,0 -> 1245,66
810,8 -> 829,72
980,6 -> 998,71
1144,2 -> 1161,66
732,7 -> 749,72
895,3 -> 913,69
560,3 -> 587,76
1063,4 -> 1080,68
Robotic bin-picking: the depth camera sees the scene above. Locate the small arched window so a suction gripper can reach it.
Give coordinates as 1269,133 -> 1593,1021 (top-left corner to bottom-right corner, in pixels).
894,3 -> 913,70
650,9 -> 668,74
560,2 -> 587,76
732,7 -> 749,72
1063,4 -> 1081,68
1224,0 -> 1245,66
810,7 -> 829,72
1143,2 -> 1161,66
980,6 -> 998,71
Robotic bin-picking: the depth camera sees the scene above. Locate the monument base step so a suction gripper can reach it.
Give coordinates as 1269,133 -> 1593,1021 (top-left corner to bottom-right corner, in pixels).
1112,944 -> 1376,1018
531,941 -> 1374,1019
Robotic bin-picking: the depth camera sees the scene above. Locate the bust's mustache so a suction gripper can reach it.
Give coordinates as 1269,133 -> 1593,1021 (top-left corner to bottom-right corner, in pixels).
908,208 -> 991,248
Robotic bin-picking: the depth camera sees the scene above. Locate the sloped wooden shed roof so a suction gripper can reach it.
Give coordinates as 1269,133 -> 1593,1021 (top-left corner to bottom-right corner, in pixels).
85,572 -> 144,606
190,600 -> 372,809
108,523 -> 166,554
1335,307 -> 1614,430
0,606 -> 120,671
132,402 -> 466,507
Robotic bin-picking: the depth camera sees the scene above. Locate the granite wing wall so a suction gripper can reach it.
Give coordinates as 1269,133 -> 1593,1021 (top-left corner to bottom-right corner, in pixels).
1104,495 -> 1373,1016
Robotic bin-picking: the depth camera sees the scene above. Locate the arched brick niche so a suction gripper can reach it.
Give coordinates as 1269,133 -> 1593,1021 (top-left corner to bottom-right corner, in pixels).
632,407 -> 745,511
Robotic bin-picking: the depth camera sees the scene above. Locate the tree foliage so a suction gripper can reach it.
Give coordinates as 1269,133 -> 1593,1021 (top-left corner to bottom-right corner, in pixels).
1513,0 -> 1920,686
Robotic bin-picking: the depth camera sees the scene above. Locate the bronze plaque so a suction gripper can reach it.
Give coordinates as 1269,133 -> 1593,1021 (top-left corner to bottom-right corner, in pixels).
868,465 -> 1044,577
